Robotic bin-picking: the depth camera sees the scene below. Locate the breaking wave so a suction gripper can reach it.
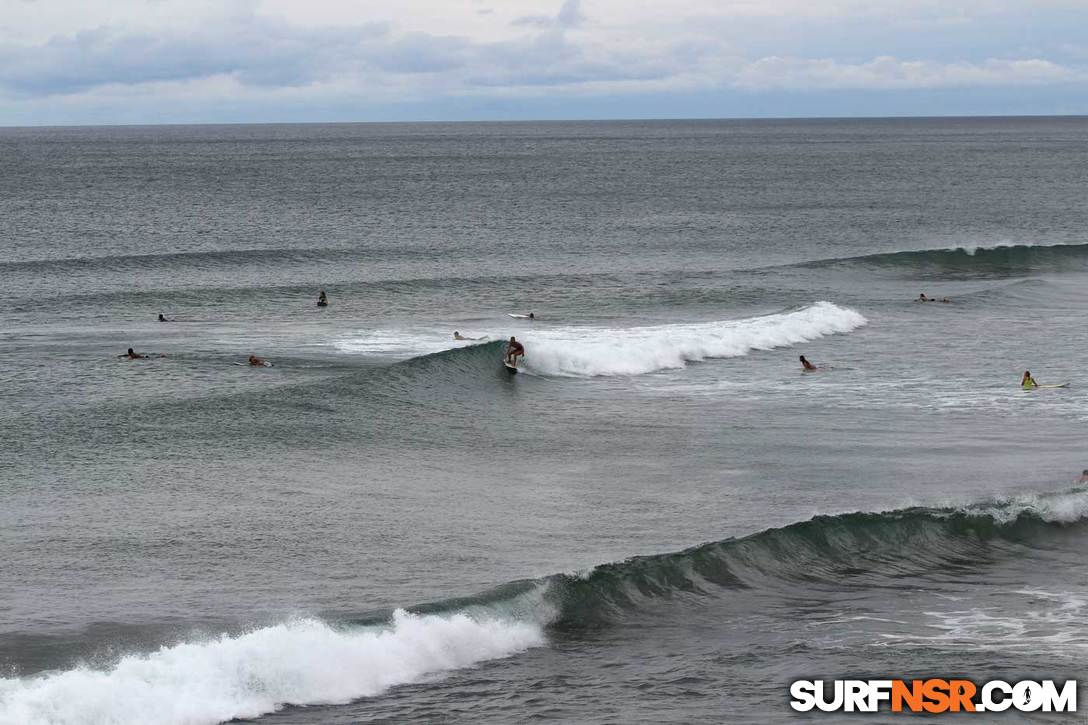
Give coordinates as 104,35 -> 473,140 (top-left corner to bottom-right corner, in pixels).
5,488 -> 1085,725
520,302 -> 866,376
0,611 -> 544,725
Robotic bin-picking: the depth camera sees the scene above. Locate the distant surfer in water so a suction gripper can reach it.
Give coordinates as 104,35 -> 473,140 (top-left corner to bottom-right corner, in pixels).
317,290 -> 328,307
248,354 -> 269,367
1079,470 -> 1088,484
119,347 -> 149,360
454,331 -> 486,341
1021,370 -> 1038,390
528,312 -> 535,320
505,336 -> 525,366
158,313 -> 171,322
799,355 -> 818,371
917,293 -> 930,302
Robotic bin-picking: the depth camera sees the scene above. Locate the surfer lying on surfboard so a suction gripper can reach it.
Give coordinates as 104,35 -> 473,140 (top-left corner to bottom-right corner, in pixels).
248,354 -> 271,367
505,336 -> 525,366
454,331 -> 487,341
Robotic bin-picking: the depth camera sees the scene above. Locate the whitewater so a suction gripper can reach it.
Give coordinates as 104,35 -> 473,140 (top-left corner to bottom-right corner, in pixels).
0,611 -> 544,725
334,302 -> 867,376
5,486 -> 1087,725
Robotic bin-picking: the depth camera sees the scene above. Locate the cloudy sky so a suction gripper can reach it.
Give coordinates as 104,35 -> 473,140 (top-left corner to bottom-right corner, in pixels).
2,0 -> 1086,125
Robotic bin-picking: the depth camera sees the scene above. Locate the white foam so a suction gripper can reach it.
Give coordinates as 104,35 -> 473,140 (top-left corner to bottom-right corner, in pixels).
0,610 -> 544,725
520,302 -> 867,377
333,329 -> 482,358
966,487 -> 1088,525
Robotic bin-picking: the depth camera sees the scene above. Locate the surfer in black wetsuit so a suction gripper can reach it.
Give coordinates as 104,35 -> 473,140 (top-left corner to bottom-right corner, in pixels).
119,348 -> 149,360
317,290 -> 328,307
505,336 -> 525,365
158,313 -> 171,322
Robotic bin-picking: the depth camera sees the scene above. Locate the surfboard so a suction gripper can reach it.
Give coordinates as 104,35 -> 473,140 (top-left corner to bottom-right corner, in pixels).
233,361 -> 273,367
508,313 -> 530,319
1037,383 -> 1069,389
504,361 -> 518,374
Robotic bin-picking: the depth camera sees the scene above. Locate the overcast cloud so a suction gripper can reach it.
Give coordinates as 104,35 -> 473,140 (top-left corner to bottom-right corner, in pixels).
1,0 -> 1086,124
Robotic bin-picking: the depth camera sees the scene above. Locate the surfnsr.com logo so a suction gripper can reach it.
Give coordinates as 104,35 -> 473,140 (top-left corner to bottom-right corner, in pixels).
790,679 -> 1077,713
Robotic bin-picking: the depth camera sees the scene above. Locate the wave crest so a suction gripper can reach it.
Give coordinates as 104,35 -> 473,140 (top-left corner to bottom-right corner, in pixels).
521,302 -> 866,376
0,611 -> 544,725
6,489 -> 1085,724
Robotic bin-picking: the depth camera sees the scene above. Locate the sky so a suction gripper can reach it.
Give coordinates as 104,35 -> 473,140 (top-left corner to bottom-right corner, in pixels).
1,0 -> 1087,125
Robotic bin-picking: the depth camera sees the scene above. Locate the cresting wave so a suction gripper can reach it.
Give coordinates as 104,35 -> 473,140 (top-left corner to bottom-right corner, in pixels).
4,489 -> 1085,725
0,611 -> 545,725
521,301 -> 866,376
799,241 -> 1088,277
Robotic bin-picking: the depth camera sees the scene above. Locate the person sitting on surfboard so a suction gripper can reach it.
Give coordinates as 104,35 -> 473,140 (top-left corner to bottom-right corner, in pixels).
317,290 -> 328,307
917,293 -> 929,302
119,347 -> 149,360
505,337 -> 525,366
248,354 -> 269,367
799,355 -> 817,371
1021,371 -> 1038,390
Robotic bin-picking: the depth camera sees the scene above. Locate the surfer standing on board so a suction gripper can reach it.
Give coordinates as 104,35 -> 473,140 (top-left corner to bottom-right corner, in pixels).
505,336 -> 525,366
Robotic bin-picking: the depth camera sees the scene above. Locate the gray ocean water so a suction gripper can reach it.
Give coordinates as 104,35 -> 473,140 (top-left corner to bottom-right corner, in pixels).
1,117 -> 1088,724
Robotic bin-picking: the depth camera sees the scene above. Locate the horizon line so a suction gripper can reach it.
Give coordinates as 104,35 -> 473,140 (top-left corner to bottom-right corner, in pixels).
3,112 -> 1087,131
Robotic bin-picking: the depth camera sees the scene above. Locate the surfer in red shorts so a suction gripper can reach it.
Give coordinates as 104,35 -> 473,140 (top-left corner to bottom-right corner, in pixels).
505,337 -> 525,366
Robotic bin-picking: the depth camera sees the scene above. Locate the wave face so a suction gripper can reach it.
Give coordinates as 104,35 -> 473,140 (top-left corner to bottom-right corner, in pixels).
521,302 -> 866,376
540,488 -> 1088,627
804,242 -> 1088,279
1,489 -> 1085,725
0,611 -> 544,725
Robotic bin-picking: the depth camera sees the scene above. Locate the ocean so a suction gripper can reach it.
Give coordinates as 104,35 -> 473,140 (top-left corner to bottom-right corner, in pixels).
1,117 -> 1087,723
